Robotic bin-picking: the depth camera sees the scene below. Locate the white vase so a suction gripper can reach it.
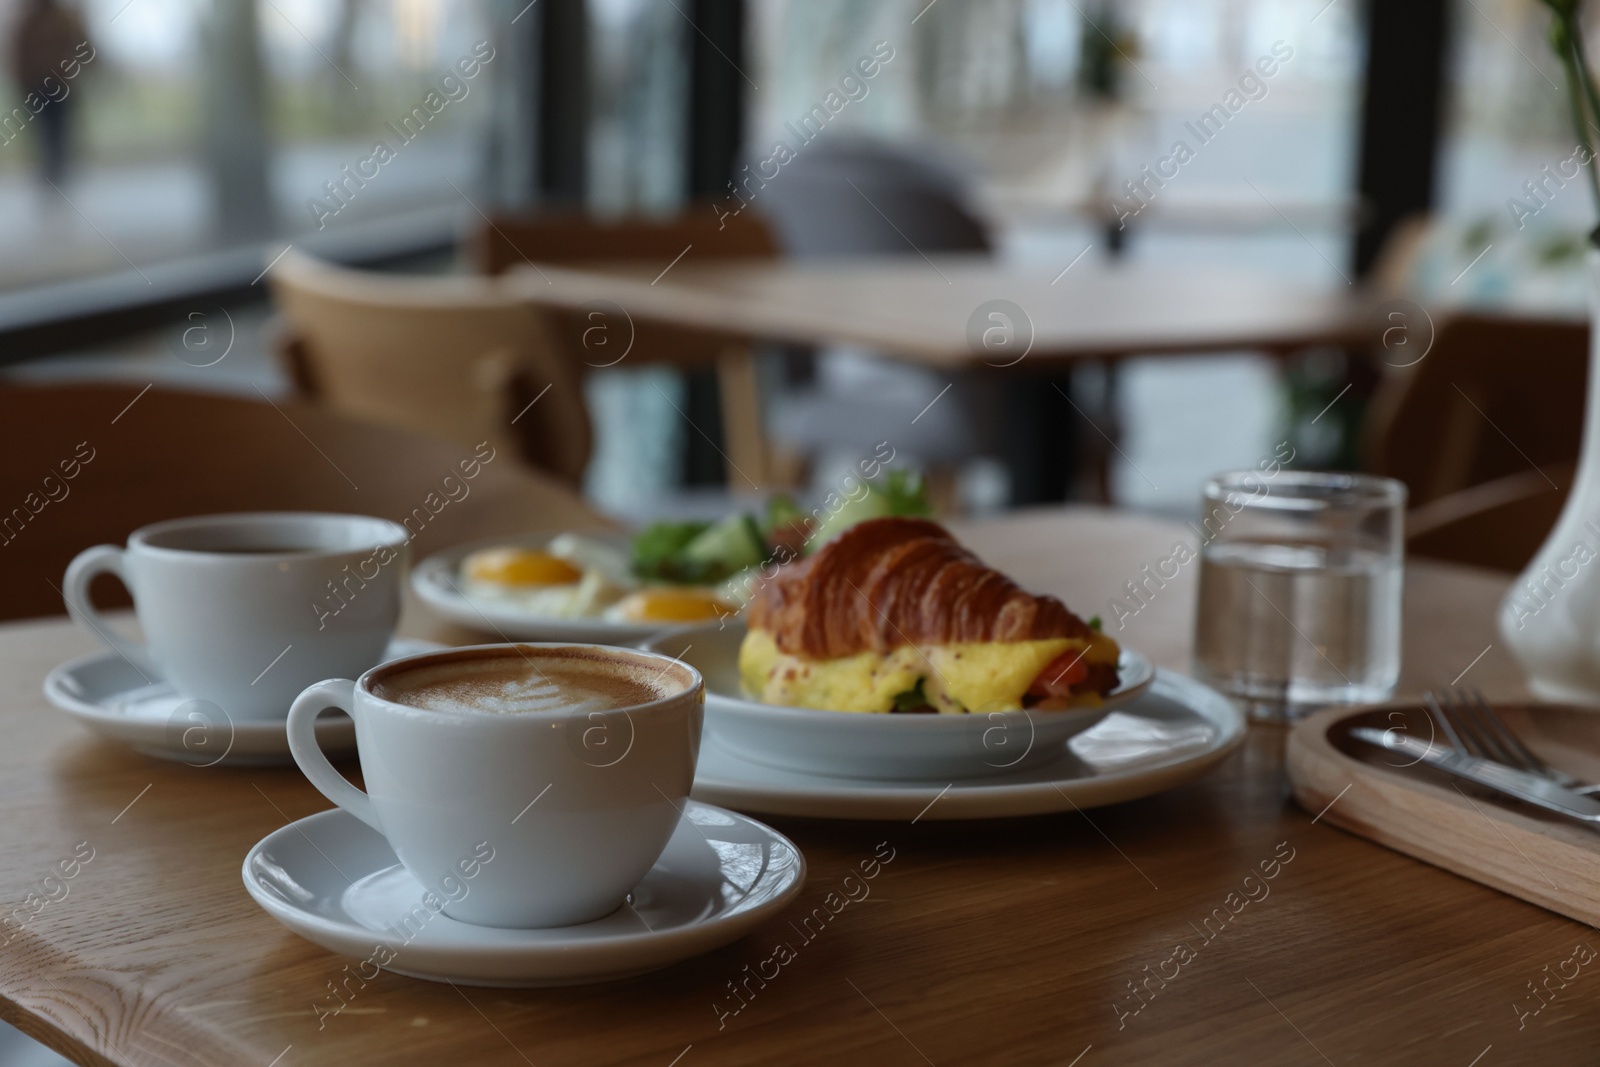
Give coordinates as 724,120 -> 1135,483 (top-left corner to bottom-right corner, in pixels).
1499,251 -> 1600,702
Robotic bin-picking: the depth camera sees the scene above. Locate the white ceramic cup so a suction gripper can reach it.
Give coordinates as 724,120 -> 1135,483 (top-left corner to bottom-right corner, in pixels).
286,643 -> 705,929
63,512 -> 409,721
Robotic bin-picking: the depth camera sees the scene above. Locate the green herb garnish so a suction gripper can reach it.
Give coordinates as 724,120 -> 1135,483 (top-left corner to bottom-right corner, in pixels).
892,679 -> 930,711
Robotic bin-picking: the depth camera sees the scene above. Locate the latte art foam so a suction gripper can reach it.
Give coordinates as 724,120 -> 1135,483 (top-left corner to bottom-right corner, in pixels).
373,654 -> 667,715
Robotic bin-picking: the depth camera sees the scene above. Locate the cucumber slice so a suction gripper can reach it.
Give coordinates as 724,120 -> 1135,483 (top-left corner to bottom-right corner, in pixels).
631,520 -> 709,581
806,488 -> 893,552
762,494 -> 805,537
681,512 -> 766,575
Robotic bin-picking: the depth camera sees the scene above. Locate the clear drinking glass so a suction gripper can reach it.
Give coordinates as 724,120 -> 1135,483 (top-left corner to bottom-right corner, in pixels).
1192,470 -> 1406,722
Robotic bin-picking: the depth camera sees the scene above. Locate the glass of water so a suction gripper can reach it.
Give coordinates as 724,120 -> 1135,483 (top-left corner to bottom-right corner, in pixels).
1192,470 -> 1405,722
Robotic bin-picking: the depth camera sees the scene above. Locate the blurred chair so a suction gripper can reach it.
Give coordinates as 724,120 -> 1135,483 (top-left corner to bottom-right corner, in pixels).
750,137 -> 1000,505
271,249 -> 591,489
1405,463 -> 1574,572
1363,312 -> 1587,570
753,138 -> 991,256
0,383 -> 604,623
471,209 -> 783,486
473,208 -> 778,274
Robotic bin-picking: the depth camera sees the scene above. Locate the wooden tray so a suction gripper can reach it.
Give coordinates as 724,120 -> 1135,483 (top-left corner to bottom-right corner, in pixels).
1287,701 -> 1600,926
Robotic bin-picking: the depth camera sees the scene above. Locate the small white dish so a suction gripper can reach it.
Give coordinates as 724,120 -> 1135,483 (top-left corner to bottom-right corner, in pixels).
412,532 -> 693,643
644,623 -> 1156,780
687,670 -> 1245,820
242,802 -> 806,987
42,638 -> 439,766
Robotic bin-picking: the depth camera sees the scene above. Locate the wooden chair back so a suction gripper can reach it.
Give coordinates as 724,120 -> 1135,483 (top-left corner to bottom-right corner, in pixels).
470,208 -> 780,369
1364,312 -> 1587,570
1365,313 -> 1587,504
0,383 -> 602,622
1405,464 -> 1573,572
270,249 -> 592,488
474,207 -> 778,274
470,209 -> 784,486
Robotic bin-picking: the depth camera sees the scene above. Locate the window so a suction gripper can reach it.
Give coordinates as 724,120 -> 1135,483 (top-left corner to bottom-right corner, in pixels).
0,0 -> 500,295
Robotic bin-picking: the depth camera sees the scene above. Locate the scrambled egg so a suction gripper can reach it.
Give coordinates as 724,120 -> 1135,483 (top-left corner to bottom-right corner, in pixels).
738,629 -> 1121,714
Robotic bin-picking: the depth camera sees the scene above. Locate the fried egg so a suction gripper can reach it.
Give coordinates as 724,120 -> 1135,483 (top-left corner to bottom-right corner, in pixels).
545,533 -> 634,587
458,535 -> 749,623
460,541 -> 634,617
463,547 -> 583,588
605,588 -> 738,624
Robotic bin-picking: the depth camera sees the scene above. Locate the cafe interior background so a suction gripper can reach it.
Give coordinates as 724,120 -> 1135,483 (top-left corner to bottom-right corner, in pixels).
0,0 -> 1594,1061
9,0 -> 1584,522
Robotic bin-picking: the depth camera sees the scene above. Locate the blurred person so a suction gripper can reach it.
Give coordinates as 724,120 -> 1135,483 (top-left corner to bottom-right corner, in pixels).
9,0 -> 90,186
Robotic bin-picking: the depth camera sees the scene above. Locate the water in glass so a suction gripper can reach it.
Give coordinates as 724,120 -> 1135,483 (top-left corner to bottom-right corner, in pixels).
1194,536 -> 1402,716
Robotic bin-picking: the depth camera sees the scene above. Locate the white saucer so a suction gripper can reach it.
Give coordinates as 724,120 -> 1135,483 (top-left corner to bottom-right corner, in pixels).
647,623 -> 1157,780
412,532 -> 690,643
42,638 -> 440,766
689,670 -> 1245,820
242,802 -> 806,987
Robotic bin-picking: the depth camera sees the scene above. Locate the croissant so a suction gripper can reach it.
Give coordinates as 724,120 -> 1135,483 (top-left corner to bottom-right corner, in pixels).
742,517 -> 1120,714
749,518 -> 1088,654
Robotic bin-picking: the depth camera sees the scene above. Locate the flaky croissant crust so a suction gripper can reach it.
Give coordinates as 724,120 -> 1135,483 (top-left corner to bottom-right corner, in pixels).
748,517 -> 1093,659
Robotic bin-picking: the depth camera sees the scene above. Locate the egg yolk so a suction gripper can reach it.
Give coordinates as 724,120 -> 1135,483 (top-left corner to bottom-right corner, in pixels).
619,589 -> 736,623
464,548 -> 583,587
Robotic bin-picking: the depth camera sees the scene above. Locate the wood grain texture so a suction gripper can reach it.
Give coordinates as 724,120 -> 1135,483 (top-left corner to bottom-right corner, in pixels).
503,257 -> 1378,368
7,508 -> 1600,1066
1288,701 -> 1600,928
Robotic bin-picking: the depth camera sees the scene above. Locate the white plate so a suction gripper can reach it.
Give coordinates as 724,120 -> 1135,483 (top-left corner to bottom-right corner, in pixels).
242,802 -> 806,987
42,638 -> 439,766
645,623 -> 1156,780
688,670 -> 1245,820
411,532 -> 704,644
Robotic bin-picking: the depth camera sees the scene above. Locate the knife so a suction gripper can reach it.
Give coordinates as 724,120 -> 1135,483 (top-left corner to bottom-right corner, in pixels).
1349,726 -> 1600,824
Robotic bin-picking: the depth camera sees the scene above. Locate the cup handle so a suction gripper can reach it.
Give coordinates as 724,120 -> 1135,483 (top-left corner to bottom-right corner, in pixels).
62,545 -> 154,675
287,680 -> 381,833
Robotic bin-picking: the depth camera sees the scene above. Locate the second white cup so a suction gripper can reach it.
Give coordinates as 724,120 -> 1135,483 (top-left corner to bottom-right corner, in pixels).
63,512 -> 409,720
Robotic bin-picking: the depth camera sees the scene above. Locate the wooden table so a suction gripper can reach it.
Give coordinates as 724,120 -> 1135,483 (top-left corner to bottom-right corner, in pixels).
509,256 -> 1377,493
512,257 -> 1374,369
6,507 -> 1593,1066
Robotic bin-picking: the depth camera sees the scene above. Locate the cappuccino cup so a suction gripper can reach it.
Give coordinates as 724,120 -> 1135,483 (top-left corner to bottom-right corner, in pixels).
63,512 -> 409,721
286,643 -> 704,929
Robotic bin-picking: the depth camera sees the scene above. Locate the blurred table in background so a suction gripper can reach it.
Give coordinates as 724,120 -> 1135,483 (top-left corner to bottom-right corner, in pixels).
515,256 -> 1375,368
511,256 -> 1379,496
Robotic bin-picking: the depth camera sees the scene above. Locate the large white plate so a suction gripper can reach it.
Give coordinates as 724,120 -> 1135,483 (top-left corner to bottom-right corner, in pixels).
411,532 -> 707,644
645,622 -> 1156,781
687,670 -> 1245,820
242,802 -> 805,987
42,638 -> 439,766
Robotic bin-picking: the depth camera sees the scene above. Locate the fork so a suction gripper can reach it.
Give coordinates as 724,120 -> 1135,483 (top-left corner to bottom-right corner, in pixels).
1423,687 -> 1600,796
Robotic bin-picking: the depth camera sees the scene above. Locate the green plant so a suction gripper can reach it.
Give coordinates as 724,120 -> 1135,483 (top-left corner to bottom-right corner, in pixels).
1542,0 -> 1600,238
